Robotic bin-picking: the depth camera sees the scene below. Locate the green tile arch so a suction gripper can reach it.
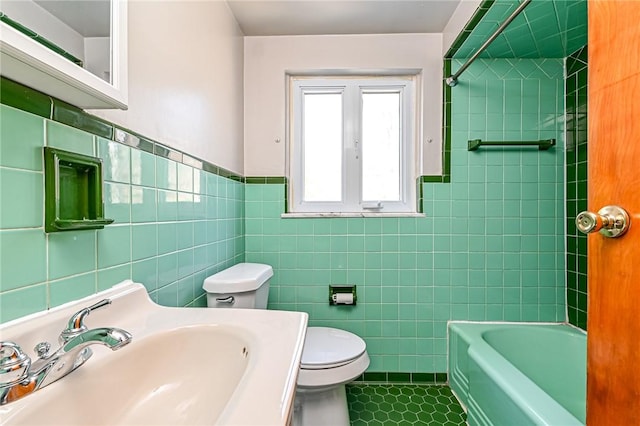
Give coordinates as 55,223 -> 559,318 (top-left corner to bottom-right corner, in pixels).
0,77 -> 244,183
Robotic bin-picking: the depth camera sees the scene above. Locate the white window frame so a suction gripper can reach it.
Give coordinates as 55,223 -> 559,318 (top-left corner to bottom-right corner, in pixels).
288,76 -> 417,215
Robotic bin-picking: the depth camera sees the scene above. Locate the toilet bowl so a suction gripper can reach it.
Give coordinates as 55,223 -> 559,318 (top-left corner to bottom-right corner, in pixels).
294,327 -> 370,426
203,263 -> 369,426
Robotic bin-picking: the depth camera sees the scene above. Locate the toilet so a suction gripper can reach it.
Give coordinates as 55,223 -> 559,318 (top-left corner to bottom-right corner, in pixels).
203,263 -> 369,426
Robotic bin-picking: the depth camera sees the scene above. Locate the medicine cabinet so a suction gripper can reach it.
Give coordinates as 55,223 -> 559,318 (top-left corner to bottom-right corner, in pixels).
0,0 -> 128,109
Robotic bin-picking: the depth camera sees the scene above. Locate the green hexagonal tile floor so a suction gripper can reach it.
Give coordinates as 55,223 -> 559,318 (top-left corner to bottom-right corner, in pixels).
346,384 -> 467,425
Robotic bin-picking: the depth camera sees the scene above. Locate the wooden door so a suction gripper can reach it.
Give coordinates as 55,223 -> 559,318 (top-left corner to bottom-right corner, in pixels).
587,1 -> 640,423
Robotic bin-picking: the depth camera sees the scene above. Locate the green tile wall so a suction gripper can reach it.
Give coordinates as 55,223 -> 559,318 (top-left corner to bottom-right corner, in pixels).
245,57 -> 566,374
451,0 -> 587,59
565,45 -> 588,330
0,103 -> 245,323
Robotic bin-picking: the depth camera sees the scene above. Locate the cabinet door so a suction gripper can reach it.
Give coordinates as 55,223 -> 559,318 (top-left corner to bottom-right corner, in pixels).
0,0 -> 128,109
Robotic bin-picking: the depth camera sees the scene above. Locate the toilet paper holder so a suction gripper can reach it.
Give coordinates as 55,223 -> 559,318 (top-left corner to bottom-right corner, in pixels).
329,285 -> 357,305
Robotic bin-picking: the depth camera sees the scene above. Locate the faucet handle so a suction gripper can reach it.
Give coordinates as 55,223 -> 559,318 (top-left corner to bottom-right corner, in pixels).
0,342 -> 31,386
34,342 -> 52,359
61,299 -> 112,342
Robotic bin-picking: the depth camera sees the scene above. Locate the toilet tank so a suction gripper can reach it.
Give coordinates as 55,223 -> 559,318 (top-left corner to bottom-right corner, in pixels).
203,263 -> 273,309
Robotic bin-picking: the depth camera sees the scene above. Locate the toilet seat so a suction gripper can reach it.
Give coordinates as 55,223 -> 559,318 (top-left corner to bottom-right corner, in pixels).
300,327 -> 367,370
297,327 -> 370,389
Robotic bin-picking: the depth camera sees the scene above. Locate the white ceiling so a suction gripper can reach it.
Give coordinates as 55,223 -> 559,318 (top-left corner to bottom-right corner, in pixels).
226,0 -> 463,36
29,0 -> 463,38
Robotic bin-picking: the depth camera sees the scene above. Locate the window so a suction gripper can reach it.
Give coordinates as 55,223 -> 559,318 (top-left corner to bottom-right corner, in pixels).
289,76 -> 417,214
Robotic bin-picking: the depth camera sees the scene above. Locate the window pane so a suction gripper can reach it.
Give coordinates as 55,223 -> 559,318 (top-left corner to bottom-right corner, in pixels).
362,92 -> 401,201
303,93 -> 342,202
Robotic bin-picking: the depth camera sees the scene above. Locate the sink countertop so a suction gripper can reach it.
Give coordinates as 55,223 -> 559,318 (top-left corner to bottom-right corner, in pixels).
0,280 -> 308,425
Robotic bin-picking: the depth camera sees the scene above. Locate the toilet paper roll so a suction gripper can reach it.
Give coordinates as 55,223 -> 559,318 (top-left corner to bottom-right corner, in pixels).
333,293 -> 354,304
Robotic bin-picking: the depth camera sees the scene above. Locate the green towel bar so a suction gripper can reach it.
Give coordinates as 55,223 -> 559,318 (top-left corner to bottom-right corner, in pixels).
468,139 -> 555,151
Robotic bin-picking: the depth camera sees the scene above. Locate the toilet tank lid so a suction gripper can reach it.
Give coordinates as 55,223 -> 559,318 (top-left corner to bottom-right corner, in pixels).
203,263 -> 274,293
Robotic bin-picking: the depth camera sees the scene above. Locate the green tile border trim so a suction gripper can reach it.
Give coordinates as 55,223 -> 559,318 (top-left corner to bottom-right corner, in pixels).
416,178 -> 424,213
0,12 -> 84,66
421,176 -> 449,183
353,372 -> 448,384
444,0 -> 496,59
182,154 -> 203,170
52,98 -> 114,140
245,177 -> 287,184
113,127 -> 155,154
0,76 -> 243,182
440,1 -> 496,185
154,143 -> 183,162
442,59 -> 452,183
249,176 -> 437,215
284,178 -> 289,213
245,176 -> 289,212
0,76 -> 52,118
2,73 -> 464,190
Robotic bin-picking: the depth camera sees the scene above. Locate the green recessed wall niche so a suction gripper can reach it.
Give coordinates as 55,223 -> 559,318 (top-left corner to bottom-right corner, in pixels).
44,147 -> 114,232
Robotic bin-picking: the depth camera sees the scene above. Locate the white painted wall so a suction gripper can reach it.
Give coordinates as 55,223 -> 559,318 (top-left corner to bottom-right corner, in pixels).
243,34 -> 444,177
91,1 -> 245,174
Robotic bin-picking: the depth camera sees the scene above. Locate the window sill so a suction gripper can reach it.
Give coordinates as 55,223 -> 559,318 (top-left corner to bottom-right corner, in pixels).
281,212 -> 426,219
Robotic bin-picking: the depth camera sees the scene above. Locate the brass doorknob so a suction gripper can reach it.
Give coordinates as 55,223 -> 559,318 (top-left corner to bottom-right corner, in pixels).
576,205 -> 630,238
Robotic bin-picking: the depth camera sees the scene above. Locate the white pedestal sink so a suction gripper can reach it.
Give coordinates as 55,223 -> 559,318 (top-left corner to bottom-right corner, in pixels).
0,280 -> 308,425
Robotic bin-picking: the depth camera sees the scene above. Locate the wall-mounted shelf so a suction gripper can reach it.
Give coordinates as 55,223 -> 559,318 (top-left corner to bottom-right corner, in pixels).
44,147 -> 114,233
468,139 -> 556,151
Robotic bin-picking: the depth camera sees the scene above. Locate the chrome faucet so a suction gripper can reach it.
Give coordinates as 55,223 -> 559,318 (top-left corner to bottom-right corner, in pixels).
0,299 -> 132,405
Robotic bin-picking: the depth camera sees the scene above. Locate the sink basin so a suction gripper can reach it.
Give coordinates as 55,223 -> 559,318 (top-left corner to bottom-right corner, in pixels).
0,281 -> 308,425
13,327 -> 249,425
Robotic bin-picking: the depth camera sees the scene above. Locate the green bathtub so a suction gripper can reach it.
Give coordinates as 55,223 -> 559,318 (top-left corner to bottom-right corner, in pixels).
448,322 -> 586,426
